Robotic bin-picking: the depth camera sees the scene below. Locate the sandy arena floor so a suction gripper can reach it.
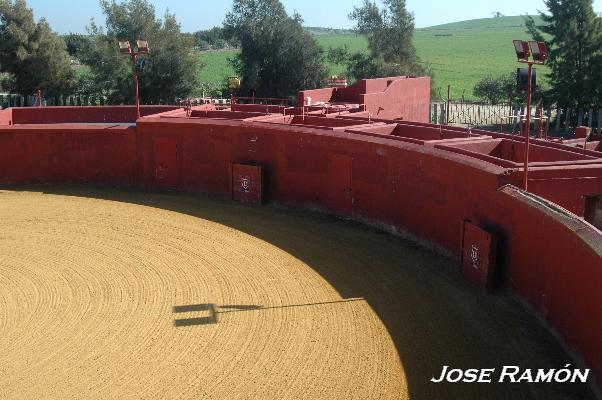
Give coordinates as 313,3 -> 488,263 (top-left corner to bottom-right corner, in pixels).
0,188 -> 594,400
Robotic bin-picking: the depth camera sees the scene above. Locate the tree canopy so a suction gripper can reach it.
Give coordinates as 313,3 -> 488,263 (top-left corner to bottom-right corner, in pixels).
80,0 -> 198,104
224,0 -> 326,98
526,0 -> 602,107
0,0 -> 73,95
346,0 -> 427,81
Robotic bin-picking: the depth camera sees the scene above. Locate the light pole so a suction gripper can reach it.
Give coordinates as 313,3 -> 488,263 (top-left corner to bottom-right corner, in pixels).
512,40 -> 547,191
119,40 -> 150,120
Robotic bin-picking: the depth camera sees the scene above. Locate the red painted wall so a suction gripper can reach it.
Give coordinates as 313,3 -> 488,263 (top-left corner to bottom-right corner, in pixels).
0,108 -> 12,125
298,77 -> 431,123
0,114 -> 601,391
8,105 -> 178,124
483,187 -> 602,389
360,77 -> 431,122
0,125 -> 136,185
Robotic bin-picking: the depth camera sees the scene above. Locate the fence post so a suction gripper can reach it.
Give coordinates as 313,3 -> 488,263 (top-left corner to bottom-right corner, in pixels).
598,108 -> 602,132
588,108 -> 593,127
440,103 -> 446,125
577,108 -> 583,127
434,104 -> 438,124
429,102 -> 432,123
565,108 -> 571,133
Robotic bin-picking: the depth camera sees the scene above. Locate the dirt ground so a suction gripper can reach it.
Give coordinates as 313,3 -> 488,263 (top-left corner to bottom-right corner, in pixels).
0,188 -> 595,400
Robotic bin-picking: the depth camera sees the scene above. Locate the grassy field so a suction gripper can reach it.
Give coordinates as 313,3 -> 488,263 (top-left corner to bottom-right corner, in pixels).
197,15 -> 547,101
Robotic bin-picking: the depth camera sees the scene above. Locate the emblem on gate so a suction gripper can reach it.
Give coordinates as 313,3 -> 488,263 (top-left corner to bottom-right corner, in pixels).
240,177 -> 251,192
470,244 -> 480,269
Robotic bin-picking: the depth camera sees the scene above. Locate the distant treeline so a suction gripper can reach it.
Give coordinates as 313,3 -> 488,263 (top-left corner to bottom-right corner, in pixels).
62,26 -> 359,57
304,27 -> 356,35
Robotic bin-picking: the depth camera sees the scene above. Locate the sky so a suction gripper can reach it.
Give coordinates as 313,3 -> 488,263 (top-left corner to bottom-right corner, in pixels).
26,0 -> 602,34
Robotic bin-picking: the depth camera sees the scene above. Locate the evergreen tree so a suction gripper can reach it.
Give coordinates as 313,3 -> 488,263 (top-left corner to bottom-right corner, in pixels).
0,0 -> 73,95
526,0 -> 602,107
224,0 -> 326,98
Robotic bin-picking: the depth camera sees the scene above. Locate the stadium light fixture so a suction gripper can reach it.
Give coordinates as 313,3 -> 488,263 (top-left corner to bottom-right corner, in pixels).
136,40 -> 150,54
119,41 -> 132,54
512,39 -> 548,191
119,39 -> 150,120
513,40 -> 530,62
528,40 -> 548,63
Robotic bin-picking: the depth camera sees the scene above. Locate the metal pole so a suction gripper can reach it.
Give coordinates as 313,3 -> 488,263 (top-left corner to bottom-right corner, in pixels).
38,90 -> 42,108
524,62 -> 533,191
132,54 -> 140,120
446,84 -> 451,124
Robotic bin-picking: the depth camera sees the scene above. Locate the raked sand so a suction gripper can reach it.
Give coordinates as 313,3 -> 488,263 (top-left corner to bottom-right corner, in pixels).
0,188 -> 593,400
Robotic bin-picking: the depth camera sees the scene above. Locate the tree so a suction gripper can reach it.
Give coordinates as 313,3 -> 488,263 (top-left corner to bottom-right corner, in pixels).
474,71 -> 548,105
193,27 -> 238,50
80,0 -> 198,104
473,74 -> 515,104
526,0 -> 602,107
0,0 -> 73,95
224,0 -> 326,98
346,0 -> 426,81
327,45 -> 350,65
62,33 -> 91,60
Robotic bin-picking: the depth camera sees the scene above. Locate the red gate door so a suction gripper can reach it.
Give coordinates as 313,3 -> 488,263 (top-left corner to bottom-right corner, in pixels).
327,154 -> 353,217
461,221 -> 497,291
154,137 -> 179,188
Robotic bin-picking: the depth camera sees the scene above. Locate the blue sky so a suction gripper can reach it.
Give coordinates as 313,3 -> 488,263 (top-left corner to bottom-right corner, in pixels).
27,0 -> 602,34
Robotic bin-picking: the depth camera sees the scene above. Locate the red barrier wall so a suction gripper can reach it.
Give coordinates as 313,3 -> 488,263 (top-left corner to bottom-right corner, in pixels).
1,114 -> 601,391
0,125 -> 136,185
360,77 -> 431,122
9,105 -> 178,124
482,187 -> 602,388
0,108 -> 12,125
298,76 -> 430,123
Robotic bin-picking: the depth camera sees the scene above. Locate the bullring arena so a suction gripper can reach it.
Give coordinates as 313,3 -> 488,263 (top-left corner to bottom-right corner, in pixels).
1,77 -> 601,399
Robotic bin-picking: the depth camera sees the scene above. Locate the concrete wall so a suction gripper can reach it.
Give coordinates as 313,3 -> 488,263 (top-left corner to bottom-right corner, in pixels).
7,106 -> 178,124
0,108 -> 12,125
0,125 -> 136,185
0,115 -> 601,391
360,77 -> 431,122
298,77 -> 431,123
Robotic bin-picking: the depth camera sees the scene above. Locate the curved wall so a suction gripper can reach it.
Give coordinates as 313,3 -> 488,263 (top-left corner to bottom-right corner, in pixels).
0,114 -> 601,392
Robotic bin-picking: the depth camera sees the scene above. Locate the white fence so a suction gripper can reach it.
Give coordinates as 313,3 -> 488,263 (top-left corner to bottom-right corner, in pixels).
430,102 -> 602,132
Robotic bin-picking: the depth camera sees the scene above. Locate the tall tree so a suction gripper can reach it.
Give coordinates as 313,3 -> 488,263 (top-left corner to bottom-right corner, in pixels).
224,0 -> 326,98
347,0 -> 426,80
0,0 -> 73,95
80,0 -> 198,104
526,0 -> 602,107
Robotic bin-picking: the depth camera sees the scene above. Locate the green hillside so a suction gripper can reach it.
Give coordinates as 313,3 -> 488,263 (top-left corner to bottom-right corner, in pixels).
196,15 -> 547,101
414,15 -> 546,100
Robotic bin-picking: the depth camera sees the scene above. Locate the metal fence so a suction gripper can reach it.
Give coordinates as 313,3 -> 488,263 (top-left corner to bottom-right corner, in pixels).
0,94 -> 183,109
430,102 -> 602,133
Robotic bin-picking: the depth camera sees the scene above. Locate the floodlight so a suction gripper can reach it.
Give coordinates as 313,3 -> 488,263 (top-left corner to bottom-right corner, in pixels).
513,40 -> 530,61
136,40 -> 150,54
118,41 -> 131,54
528,41 -> 548,63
